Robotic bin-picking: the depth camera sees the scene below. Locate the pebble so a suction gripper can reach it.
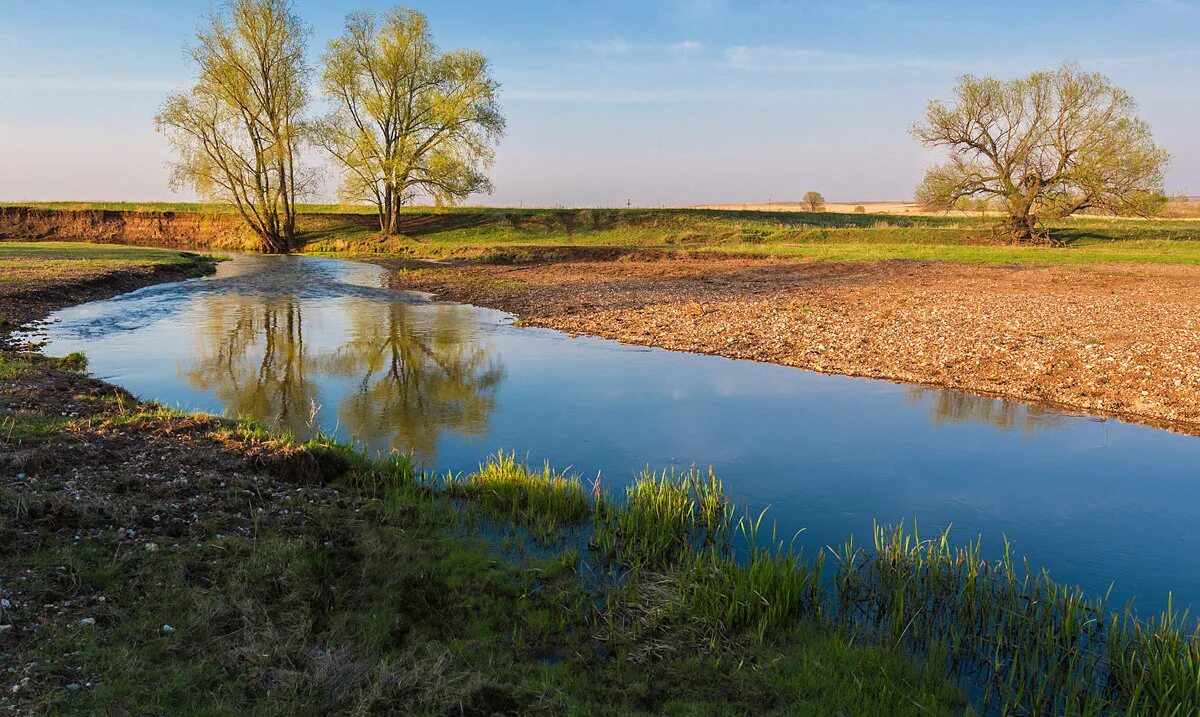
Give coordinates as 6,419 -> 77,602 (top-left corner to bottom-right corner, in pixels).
79,618 -> 95,626
162,624 -> 175,633
66,683 -> 80,691
144,542 -> 159,552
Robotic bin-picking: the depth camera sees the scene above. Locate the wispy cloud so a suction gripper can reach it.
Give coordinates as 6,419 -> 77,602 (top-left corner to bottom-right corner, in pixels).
504,87 -> 843,104
574,38 -> 633,57
0,77 -> 180,93
1137,0 -> 1198,14
666,0 -> 727,21
571,38 -> 704,62
721,46 -> 958,73
669,40 -> 703,62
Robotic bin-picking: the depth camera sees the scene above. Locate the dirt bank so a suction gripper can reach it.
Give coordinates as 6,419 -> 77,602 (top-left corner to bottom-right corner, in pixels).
0,206 -> 378,252
382,255 -> 1200,434
0,206 -> 258,250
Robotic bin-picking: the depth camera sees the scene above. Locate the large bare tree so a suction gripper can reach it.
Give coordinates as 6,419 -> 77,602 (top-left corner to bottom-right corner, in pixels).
912,62 -> 1169,242
316,7 -> 504,236
156,0 -> 309,253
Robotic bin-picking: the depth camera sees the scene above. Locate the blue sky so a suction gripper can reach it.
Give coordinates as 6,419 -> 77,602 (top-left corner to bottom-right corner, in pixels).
0,0 -> 1197,205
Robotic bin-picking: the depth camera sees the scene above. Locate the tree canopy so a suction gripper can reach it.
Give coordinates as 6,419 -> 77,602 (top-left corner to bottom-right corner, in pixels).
802,191 -> 826,212
316,8 -> 504,235
912,63 -> 1169,242
156,0 -> 310,253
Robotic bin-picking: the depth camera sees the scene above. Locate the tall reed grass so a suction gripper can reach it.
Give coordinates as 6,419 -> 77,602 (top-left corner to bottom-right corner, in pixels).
832,521 -> 1200,715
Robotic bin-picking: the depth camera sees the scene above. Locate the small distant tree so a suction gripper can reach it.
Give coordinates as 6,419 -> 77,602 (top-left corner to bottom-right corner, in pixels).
802,191 -> 826,212
317,7 -> 505,236
853,204 -> 865,214
912,62 -> 1169,243
156,0 -> 310,253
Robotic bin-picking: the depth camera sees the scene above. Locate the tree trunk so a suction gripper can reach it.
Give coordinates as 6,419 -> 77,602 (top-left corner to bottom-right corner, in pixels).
1007,212 -> 1043,243
261,231 -> 288,254
387,192 -> 403,236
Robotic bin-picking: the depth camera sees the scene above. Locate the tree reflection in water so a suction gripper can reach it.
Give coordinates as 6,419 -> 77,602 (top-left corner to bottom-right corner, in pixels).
321,300 -> 502,457
904,386 -> 1065,432
180,293 -> 502,461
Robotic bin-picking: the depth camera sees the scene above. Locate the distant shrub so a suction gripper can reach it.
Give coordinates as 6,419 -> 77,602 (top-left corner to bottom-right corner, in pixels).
854,205 -> 865,214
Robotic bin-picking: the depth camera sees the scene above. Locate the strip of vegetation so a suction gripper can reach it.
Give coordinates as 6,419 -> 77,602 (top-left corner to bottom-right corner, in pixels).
6,204 -> 1200,267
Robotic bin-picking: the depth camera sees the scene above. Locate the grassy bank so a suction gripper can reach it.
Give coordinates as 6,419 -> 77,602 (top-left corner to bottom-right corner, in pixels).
0,353 -> 967,715
4,203 -> 1200,266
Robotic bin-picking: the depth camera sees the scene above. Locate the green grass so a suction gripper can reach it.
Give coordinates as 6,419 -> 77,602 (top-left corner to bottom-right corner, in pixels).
295,207 -> 1200,266
6,203 -> 1200,265
441,452 -> 590,543
0,241 -> 214,266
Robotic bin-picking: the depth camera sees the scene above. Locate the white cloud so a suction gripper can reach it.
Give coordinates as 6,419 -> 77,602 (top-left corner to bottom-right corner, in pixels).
0,77 -> 181,93
1138,0 -> 1198,14
504,87 -> 842,104
667,0 -> 727,21
669,40 -> 703,62
575,38 -> 633,57
721,46 -> 958,73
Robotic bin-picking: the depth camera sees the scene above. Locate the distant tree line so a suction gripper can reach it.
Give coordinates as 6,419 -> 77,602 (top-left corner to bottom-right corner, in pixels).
157,0 -> 503,252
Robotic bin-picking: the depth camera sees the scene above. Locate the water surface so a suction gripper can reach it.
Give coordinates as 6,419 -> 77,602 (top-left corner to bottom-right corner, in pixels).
26,254 -> 1200,614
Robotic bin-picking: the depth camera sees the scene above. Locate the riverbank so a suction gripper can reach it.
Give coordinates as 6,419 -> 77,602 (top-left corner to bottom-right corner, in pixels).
0,243 -> 218,349
382,253 -> 1200,435
0,245 -> 966,715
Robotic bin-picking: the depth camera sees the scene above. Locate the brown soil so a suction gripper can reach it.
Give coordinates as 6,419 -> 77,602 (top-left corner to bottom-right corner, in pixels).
382,254 -> 1200,434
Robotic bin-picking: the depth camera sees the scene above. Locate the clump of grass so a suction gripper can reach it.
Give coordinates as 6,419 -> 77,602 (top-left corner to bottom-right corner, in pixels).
592,467 -> 734,567
592,468 -> 823,649
659,516 -> 824,646
45,351 -> 88,372
443,452 -> 589,542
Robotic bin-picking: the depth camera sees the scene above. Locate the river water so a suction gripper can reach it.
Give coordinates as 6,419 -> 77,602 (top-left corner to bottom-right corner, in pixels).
23,254 -> 1200,614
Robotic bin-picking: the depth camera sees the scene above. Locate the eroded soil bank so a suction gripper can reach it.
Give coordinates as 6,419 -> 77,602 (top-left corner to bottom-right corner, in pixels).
381,254 -> 1200,434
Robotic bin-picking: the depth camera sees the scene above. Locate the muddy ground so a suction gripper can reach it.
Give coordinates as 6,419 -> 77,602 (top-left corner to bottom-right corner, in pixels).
382,254 -> 1200,434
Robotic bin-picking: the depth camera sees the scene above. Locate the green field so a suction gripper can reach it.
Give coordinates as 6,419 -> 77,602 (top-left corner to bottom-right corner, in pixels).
4,203 -> 1200,265
0,241 -> 209,265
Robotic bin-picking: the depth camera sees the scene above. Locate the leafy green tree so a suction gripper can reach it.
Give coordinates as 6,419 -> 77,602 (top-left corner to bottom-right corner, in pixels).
913,62 -> 1169,242
155,0 -> 310,253
802,191 -> 826,212
317,7 -> 505,236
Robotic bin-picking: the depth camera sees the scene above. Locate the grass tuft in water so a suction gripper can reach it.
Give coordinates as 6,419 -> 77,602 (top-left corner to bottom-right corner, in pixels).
443,452 -> 590,543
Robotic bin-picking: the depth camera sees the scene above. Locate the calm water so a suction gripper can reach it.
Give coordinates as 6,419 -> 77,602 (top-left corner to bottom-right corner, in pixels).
23,254 -> 1200,614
